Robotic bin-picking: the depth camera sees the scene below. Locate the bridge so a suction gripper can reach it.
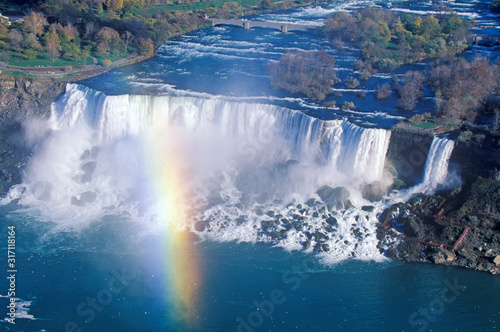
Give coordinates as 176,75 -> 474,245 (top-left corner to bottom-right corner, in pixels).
208,18 -> 317,33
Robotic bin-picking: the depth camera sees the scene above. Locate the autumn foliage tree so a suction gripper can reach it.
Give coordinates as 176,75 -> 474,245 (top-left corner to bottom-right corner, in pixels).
96,27 -> 122,55
397,71 -> 425,110
45,25 -> 62,62
429,57 -> 500,122
267,51 -> 339,101
23,11 -> 48,36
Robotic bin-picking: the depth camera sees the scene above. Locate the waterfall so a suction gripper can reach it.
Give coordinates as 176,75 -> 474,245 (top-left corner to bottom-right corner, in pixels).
3,83 -> 395,262
49,84 -> 391,185
422,136 -> 455,188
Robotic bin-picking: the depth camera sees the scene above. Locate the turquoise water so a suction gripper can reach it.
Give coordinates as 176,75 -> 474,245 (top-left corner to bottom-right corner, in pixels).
1,205 -> 499,331
1,1 -> 500,331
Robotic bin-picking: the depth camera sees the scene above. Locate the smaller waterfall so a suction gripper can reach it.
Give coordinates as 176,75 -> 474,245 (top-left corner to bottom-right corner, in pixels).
422,136 -> 455,189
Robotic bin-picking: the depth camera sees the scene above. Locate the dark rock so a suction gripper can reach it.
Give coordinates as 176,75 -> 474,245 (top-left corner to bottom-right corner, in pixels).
235,216 -> 247,225
267,210 -> 275,217
81,161 -> 97,174
194,221 -> 206,232
325,216 -> 339,227
303,240 -> 311,249
361,205 -> 375,212
80,173 -> 92,183
306,198 -> 317,207
352,228 -> 362,239
315,232 -> 328,242
71,196 -> 84,207
362,182 -> 386,202
316,185 -> 350,204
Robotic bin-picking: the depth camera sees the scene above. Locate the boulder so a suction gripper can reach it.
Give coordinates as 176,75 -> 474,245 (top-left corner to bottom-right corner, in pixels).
494,255 -> 500,266
316,185 -> 350,204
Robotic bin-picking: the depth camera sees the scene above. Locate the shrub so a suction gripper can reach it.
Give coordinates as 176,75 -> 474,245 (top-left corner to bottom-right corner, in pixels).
375,84 -> 391,99
268,51 -> 339,101
341,101 -> 355,110
324,101 -> 336,108
344,76 -> 360,89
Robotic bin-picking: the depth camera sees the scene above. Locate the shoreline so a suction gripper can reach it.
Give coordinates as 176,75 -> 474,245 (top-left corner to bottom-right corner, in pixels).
0,0 -> 324,83
0,1 -> 499,276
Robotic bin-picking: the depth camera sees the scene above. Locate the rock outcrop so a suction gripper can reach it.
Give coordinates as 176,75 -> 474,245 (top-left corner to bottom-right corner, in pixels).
0,77 -> 65,130
377,177 -> 500,274
0,76 -> 66,195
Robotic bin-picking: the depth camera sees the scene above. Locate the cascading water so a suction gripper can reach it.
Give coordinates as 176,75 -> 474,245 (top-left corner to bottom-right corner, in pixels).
422,136 -> 455,188
5,83 -> 393,261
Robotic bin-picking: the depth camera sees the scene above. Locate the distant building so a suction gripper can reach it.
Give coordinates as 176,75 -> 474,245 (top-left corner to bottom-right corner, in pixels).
0,12 -> 9,25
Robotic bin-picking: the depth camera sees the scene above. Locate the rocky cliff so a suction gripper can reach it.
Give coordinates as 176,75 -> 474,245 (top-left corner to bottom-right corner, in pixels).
0,76 -> 66,194
379,129 -> 500,274
0,77 -> 65,130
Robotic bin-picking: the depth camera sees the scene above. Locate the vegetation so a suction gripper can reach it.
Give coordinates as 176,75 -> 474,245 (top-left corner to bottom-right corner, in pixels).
374,83 -> 390,100
0,0 -> 329,69
429,57 -> 500,122
267,51 -> 339,101
319,6 -> 472,71
396,71 -> 425,111
344,76 -> 359,89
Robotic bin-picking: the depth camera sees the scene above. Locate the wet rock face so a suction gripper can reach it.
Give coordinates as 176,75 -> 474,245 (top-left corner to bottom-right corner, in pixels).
0,77 -> 65,130
0,77 -> 66,196
378,177 -> 500,275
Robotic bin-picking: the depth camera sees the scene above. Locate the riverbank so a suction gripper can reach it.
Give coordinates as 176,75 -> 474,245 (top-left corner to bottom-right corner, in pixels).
379,127 -> 500,275
377,175 -> 500,275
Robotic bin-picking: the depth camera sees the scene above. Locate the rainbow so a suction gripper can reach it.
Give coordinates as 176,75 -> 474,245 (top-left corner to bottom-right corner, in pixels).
145,125 -> 201,325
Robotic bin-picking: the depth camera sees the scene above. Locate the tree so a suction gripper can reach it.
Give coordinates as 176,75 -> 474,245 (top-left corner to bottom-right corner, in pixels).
108,0 -> 124,11
421,15 -> 441,41
96,26 -> 121,55
122,30 -> 134,54
258,0 -> 277,10
375,84 -> 391,99
0,24 -> 8,51
23,49 -> 38,60
8,29 -> 23,54
218,2 -> 243,18
46,25 -> 62,62
138,38 -> 153,55
203,7 -> 217,18
123,0 -> 145,12
61,24 -> 79,40
23,11 -> 48,36
344,76 -> 360,89
82,49 -> 90,66
397,71 -> 425,110
23,33 -> 43,52
267,51 -> 339,101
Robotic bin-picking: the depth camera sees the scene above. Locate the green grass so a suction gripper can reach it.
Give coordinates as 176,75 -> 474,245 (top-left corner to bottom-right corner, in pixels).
6,52 -> 92,68
408,121 -> 439,129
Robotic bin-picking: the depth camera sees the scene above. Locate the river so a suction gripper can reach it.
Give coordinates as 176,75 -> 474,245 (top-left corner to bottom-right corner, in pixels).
1,0 -> 499,331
